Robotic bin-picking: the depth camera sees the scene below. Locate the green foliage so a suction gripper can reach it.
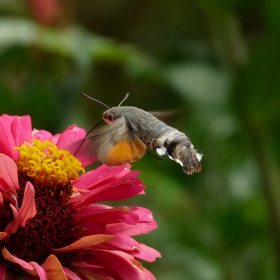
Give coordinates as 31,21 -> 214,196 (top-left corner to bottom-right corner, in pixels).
1,0 -> 280,279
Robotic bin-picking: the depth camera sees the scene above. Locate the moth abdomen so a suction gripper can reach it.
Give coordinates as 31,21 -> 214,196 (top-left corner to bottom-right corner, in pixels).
161,131 -> 202,175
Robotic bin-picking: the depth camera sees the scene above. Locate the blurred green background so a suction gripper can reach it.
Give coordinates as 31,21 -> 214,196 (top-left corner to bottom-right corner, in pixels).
1,0 -> 280,279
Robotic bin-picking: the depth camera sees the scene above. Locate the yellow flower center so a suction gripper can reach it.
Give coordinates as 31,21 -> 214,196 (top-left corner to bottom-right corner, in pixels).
16,139 -> 85,186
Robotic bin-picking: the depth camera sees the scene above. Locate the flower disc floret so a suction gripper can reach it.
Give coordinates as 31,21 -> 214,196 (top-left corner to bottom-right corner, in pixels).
16,139 -> 85,186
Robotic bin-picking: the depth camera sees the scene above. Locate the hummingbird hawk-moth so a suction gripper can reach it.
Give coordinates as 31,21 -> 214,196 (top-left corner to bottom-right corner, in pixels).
77,93 -> 202,175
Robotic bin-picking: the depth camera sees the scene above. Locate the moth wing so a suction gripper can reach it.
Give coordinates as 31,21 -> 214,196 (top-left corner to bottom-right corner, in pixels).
86,117 -> 147,166
149,110 -> 182,124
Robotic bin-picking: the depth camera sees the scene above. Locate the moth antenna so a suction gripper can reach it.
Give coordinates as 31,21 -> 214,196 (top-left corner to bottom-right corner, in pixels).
80,92 -> 110,109
118,93 -> 130,106
74,119 -> 104,156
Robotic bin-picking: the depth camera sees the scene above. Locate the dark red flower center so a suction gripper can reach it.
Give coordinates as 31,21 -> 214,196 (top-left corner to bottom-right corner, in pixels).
0,140 -> 86,274
0,173 -> 82,267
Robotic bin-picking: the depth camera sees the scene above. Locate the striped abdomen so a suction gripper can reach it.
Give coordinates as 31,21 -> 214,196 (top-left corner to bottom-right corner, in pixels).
135,115 -> 202,175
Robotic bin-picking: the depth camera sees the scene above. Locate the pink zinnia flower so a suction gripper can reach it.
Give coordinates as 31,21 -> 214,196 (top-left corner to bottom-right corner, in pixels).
0,114 -> 160,279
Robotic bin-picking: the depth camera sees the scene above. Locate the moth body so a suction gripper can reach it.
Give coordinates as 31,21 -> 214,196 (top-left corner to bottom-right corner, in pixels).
100,106 -> 202,174
77,92 -> 202,174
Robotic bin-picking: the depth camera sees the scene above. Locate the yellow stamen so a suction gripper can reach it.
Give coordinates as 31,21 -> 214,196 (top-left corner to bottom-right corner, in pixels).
15,140 -> 85,186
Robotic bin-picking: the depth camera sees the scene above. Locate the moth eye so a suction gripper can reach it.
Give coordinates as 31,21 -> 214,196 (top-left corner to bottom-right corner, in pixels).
103,113 -> 113,122
107,114 -> 113,121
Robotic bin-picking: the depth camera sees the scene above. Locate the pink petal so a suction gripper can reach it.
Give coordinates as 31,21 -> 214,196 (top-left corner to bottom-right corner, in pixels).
41,255 -> 66,280
0,115 -> 32,161
4,204 -> 19,241
80,220 -> 106,235
72,254 -> 106,266
106,219 -> 158,237
0,117 -> 17,160
0,263 -> 6,280
72,261 -> 119,280
0,154 -> 19,190
2,249 -> 48,279
73,164 -> 132,190
0,232 -> 7,240
77,204 -> 112,211
106,235 -> 140,252
2,248 -> 34,271
131,207 -> 155,223
11,115 -> 32,149
3,189 -> 18,210
91,249 -> 145,280
1,115 -> 17,126
29,261 -> 48,280
69,137 -> 98,167
75,206 -> 139,225
52,235 -> 113,253
18,182 -> 37,227
131,243 -> 161,262
71,177 -> 145,209
56,125 -> 86,155
56,125 -> 86,150
31,129 -> 53,141
0,178 -> 9,193
57,125 -> 96,167
143,268 -> 157,280
50,133 -> 61,144
62,267 -> 82,280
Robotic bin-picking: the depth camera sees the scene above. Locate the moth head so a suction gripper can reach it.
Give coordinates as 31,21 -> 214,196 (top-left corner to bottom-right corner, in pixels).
102,108 -> 121,124
79,92 -> 129,125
